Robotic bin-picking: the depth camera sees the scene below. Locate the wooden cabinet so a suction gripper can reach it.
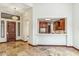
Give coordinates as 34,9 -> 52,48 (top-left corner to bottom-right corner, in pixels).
39,21 -> 48,28
53,18 -> 65,31
60,18 -> 65,30
38,18 -> 65,34
39,21 -> 48,33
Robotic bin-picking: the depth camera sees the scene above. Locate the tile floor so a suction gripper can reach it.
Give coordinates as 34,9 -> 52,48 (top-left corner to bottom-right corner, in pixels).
0,41 -> 79,56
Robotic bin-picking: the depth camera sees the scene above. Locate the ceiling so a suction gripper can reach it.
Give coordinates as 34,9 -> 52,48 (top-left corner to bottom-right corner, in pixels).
0,3 -> 32,15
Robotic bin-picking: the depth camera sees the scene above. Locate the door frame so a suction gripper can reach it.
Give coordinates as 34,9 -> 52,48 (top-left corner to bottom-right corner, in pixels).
0,18 -> 21,42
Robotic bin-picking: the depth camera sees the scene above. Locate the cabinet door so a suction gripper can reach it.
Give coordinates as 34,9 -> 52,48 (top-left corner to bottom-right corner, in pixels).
53,18 -> 65,31
39,21 -> 48,33
53,21 -> 60,31
60,18 -> 65,30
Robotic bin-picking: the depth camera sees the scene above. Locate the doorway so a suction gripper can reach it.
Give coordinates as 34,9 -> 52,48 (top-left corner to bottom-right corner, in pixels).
7,21 -> 16,42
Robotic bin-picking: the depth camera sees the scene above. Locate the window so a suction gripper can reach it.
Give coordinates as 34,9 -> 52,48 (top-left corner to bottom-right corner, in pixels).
1,20 -> 5,38
18,22 -> 20,36
1,13 -> 20,20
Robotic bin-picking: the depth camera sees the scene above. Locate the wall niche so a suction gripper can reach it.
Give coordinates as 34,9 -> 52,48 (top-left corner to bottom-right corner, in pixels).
38,18 -> 66,34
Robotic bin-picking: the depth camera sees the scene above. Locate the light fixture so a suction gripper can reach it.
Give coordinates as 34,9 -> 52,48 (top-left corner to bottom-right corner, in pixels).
11,7 -> 18,20
12,16 -> 18,20
45,18 -> 51,20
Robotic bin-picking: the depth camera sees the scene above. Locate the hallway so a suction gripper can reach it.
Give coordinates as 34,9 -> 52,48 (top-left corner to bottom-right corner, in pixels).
0,41 -> 79,56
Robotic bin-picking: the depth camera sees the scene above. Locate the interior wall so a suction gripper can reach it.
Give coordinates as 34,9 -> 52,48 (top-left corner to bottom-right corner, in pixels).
32,3 -> 73,46
22,8 -> 33,44
73,4 -> 79,49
